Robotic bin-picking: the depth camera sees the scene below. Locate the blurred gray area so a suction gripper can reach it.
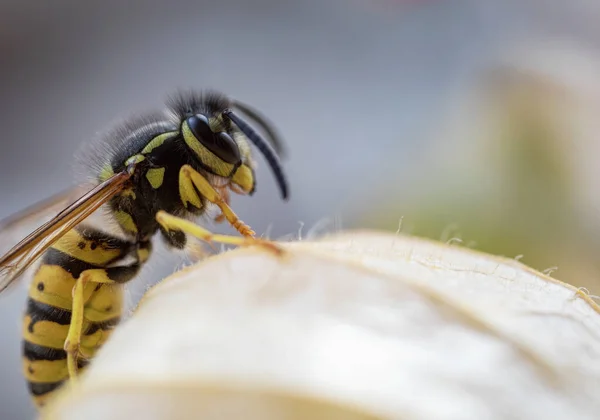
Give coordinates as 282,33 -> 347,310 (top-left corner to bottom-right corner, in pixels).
0,0 -> 598,418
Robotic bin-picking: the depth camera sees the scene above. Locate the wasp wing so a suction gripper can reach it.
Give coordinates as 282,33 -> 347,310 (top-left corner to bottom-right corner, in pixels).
0,172 -> 132,293
0,186 -> 90,248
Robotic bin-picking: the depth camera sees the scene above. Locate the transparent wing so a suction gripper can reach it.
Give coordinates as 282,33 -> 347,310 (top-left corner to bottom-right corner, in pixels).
0,186 -> 89,254
0,172 -> 132,293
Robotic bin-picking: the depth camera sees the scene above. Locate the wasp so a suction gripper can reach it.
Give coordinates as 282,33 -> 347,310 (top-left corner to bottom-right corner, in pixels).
0,90 -> 289,408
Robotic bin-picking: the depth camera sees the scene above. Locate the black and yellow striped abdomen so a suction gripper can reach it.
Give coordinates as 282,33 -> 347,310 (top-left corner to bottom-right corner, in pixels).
22,227 -> 135,407
2,90 -> 287,412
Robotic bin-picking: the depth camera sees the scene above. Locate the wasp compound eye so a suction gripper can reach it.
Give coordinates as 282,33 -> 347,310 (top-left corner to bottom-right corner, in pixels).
187,115 -> 241,164
2,89 -> 290,409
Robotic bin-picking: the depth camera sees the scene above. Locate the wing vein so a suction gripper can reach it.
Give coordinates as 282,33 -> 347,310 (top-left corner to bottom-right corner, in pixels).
0,172 -> 131,292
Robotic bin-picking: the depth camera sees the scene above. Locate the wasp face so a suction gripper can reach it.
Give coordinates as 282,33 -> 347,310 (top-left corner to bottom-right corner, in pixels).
186,114 -> 241,166
181,113 -> 242,180
171,90 -> 288,200
181,112 -> 257,196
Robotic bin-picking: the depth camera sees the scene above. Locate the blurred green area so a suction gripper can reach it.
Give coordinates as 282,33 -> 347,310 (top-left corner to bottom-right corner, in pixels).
359,57 -> 600,295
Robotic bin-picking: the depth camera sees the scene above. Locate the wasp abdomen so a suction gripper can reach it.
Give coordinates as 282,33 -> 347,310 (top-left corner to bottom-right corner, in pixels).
1,90 -> 288,412
22,229 -> 133,407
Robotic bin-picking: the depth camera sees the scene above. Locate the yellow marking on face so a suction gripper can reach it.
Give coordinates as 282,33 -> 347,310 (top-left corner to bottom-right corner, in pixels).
141,131 -> 177,155
99,164 -> 114,182
115,211 -> 138,234
124,154 -> 145,167
137,247 -> 150,263
182,121 -> 235,177
179,168 -> 203,209
52,229 -> 124,265
146,167 -> 166,189
231,164 -> 255,194
23,358 -> 68,382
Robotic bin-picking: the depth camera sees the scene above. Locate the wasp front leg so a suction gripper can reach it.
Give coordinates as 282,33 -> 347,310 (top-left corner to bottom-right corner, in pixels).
156,211 -> 282,255
178,165 -> 254,237
213,187 -> 230,224
214,183 -> 250,224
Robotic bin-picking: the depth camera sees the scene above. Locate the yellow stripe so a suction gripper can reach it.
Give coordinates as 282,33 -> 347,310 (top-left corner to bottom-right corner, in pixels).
23,316 -> 70,350
23,358 -> 68,382
52,229 -> 124,265
24,316 -> 105,350
141,131 -> 177,154
115,211 -> 138,234
29,266 -> 101,310
182,121 -> 234,177
146,167 -> 166,189
30,266 -> 76,310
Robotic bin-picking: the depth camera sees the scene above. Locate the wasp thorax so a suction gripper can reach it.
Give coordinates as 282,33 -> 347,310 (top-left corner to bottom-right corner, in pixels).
186,114 -> 241,165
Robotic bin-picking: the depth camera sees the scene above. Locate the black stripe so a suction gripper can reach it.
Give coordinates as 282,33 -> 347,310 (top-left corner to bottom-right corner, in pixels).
23,341 -> 66,361
84,316 -> 121,335
75,224 -> 134,250
26,298 -> 71,333
42,248 -> 96,278
28,380 -> 64,396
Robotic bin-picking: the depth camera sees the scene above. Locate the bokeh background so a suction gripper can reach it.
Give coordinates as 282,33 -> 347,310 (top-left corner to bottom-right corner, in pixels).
2,0 -> 600,418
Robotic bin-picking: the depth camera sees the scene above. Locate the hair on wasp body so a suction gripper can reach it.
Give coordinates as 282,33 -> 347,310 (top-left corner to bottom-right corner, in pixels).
0,89 -> 289,409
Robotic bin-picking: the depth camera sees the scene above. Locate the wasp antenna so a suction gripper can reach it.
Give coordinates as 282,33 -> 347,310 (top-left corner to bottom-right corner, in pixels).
232,100 -> 287,158
223,110 -> 289,200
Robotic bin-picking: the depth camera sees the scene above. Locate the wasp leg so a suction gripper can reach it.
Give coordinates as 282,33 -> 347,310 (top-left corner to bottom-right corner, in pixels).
179,165 -> 254,237
64,274 -> 87,382
156,211 -> 283,255
214,184 -> 247,224
64,263 -> 141,380
214,187 -> 230,224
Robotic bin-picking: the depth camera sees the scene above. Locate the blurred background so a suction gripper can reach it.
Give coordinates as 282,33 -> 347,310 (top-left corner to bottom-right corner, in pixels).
2,0 -> 600,418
